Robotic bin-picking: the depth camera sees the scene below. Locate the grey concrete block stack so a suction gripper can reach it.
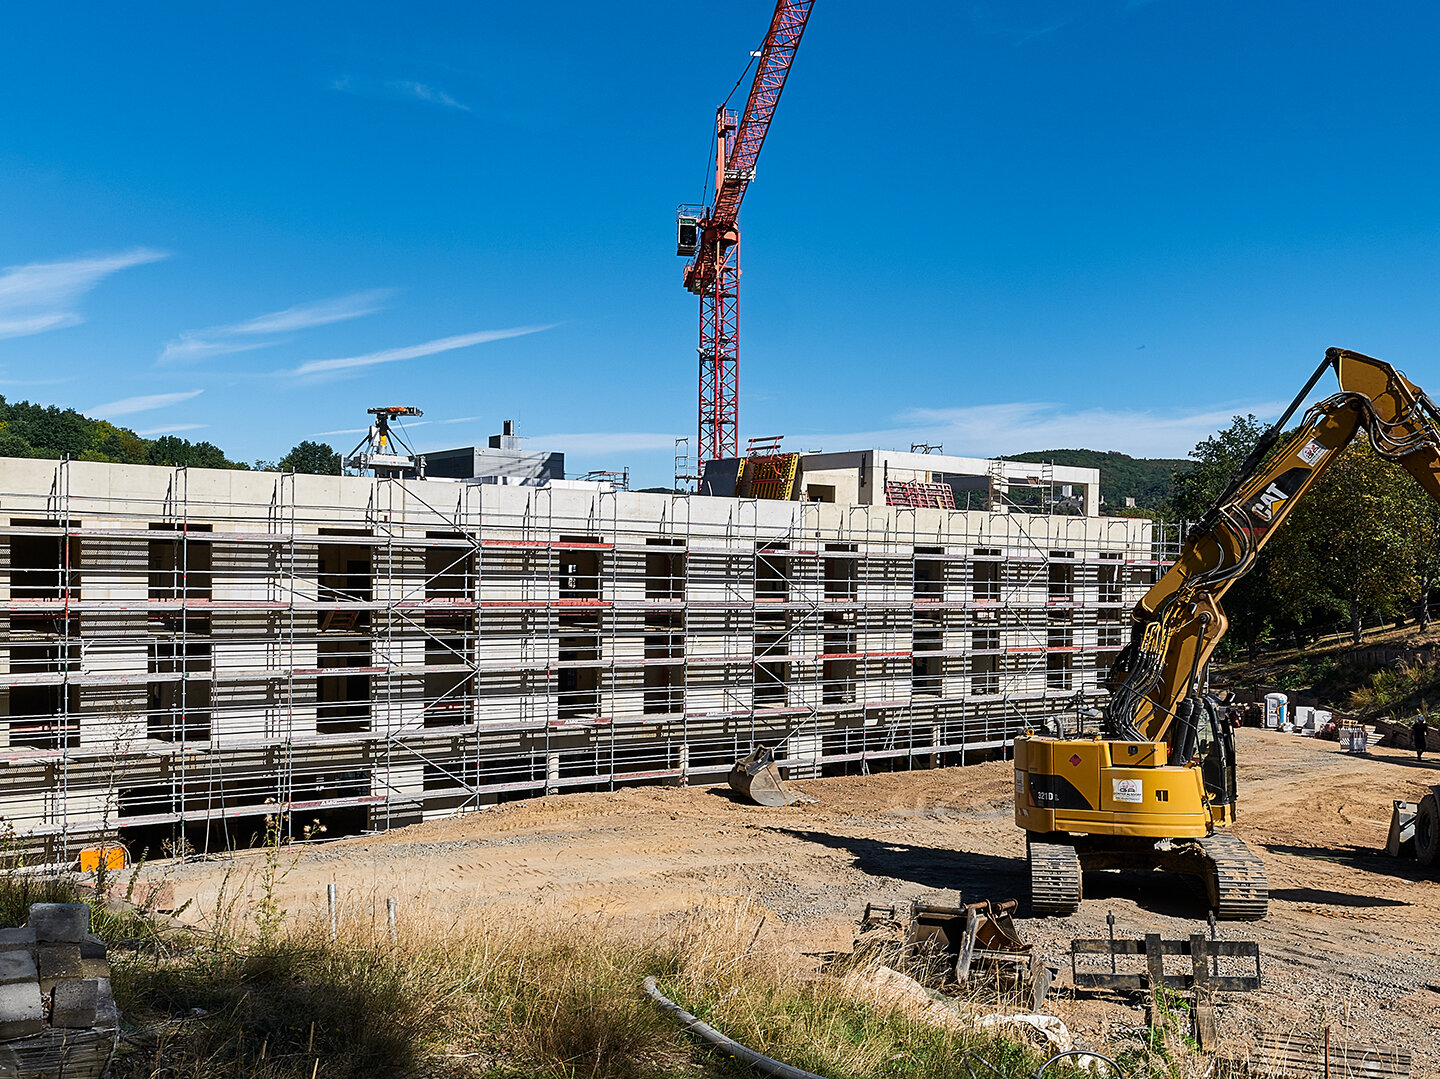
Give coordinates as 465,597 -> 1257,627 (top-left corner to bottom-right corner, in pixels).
0,904 -> 119,1079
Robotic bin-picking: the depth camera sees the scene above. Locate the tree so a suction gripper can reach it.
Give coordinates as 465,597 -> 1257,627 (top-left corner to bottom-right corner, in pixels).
1401,477 -> 1440,630
0,424 -> 34,459
1171,415 -> 1267,520
2,401 -> 94,458
278,441 -> 341,475
1005,448 -> 1187,512
185,441 -> 231,469
1266,440 -> 1417,645
146,436 -> 232,470
89,421 -> 149,464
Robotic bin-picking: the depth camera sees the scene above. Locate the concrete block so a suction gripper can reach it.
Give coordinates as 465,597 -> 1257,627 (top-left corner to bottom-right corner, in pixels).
80,958 -> 110,980
51,977 -> 109,1029
36,944 -> 83,989
78,933 -> 106,961
0,950 -> 38,986
0,980 -> 44,1039
94,989 -> 120,1032
27,903 -> 90,943
0,927 -> 35,949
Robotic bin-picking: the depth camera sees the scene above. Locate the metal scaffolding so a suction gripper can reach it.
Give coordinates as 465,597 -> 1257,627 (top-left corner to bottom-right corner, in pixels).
0,457 -> 1175,861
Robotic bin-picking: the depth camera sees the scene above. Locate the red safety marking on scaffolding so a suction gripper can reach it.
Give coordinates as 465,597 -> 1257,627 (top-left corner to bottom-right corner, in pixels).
884,480 -> 957,510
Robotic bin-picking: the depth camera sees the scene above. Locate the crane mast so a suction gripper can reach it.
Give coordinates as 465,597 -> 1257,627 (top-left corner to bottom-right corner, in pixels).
678,0 -> 813,469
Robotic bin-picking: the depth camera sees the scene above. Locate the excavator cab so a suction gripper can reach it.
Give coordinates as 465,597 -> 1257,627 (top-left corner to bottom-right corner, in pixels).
1195,696 -> 1238,822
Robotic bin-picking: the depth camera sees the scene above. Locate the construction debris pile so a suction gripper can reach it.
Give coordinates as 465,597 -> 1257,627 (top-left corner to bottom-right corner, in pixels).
0,903 -> 119,1079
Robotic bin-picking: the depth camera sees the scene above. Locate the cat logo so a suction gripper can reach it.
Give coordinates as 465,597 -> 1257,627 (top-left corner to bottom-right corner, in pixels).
1249,481 -> 1289,522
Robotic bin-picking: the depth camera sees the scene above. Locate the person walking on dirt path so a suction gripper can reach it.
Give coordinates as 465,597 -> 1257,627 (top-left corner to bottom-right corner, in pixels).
1414,709 -> 1430,762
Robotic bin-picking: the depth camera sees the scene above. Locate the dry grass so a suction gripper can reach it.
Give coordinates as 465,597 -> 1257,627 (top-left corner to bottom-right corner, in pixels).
96,878 -> 1094,1079
0,834 -> 1208,1079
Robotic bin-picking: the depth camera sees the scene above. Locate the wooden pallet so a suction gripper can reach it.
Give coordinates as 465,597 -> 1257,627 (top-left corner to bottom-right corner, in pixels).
1246,1031 -> 1411,1079
1071,932 -> 1261,993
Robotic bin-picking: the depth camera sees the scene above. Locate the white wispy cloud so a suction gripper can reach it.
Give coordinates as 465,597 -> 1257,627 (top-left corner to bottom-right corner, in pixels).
798,400 -> 1288,461
523,432 -> 683,454
312,421 -> 431,438
0,249 -> 168,340
995,20 -> 1069,46
388,80 -> 470,112
968,5 -> 1072,46
136,423 -> 206,436
331,75 -> 471,113
0,376 -> 73,387
161,289 -> 392,362
317,414 -> 475,440
88,390 -> 203,420
290,325 -> 554,377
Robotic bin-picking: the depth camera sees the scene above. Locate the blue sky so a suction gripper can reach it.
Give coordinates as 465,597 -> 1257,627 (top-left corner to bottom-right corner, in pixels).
3,1 -> 1440,484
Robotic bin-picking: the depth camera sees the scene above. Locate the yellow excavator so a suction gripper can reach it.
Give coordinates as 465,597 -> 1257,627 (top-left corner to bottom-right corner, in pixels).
1015,348 -> 1440,919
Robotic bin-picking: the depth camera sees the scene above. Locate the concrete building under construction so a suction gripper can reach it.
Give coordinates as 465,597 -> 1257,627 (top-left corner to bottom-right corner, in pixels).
0,450 -> 1167,860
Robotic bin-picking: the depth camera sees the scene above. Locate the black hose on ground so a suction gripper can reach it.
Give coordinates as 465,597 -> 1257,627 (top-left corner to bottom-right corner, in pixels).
1034,1049 -> 1125,1077
644,977 -> 1124,1079
641,976 -> 831,1079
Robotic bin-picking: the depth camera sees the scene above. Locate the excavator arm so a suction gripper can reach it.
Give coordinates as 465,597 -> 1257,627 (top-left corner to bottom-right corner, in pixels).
1108,348 -> 1440,748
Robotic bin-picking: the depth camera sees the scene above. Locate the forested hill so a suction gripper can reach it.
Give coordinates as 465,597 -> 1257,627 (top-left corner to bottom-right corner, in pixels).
0,395 -> 243,469
1004,449 -> 1189,511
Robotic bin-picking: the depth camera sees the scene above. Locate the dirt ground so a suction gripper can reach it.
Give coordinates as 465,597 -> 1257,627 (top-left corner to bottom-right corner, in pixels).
156,730 -> 1440,1072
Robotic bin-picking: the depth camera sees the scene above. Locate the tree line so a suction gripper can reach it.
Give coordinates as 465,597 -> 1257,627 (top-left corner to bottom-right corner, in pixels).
1171,416 -> 1440,653
0,396 -> 342,475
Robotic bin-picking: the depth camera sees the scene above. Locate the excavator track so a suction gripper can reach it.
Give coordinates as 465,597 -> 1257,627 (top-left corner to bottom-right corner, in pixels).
1197,832 -> 1268,920
1028,841 -> 1082,916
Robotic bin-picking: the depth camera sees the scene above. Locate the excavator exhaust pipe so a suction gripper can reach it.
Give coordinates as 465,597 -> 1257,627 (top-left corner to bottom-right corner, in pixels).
727,746 -> 807,806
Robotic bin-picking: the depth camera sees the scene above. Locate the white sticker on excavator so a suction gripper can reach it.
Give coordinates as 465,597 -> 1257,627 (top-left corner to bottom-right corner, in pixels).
1113,778 -> 1143,803
1298,439 -> 1327,466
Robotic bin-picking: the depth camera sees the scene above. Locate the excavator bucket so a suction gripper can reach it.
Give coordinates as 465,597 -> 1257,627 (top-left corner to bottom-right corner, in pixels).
727,746 -> 805,807
1387,800 -> 1419,858
974,900 -> 1027,953
909,899 -> 1030,957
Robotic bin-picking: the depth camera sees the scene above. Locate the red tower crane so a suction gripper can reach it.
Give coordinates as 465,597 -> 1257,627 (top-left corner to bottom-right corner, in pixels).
677,0 -> 814,470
